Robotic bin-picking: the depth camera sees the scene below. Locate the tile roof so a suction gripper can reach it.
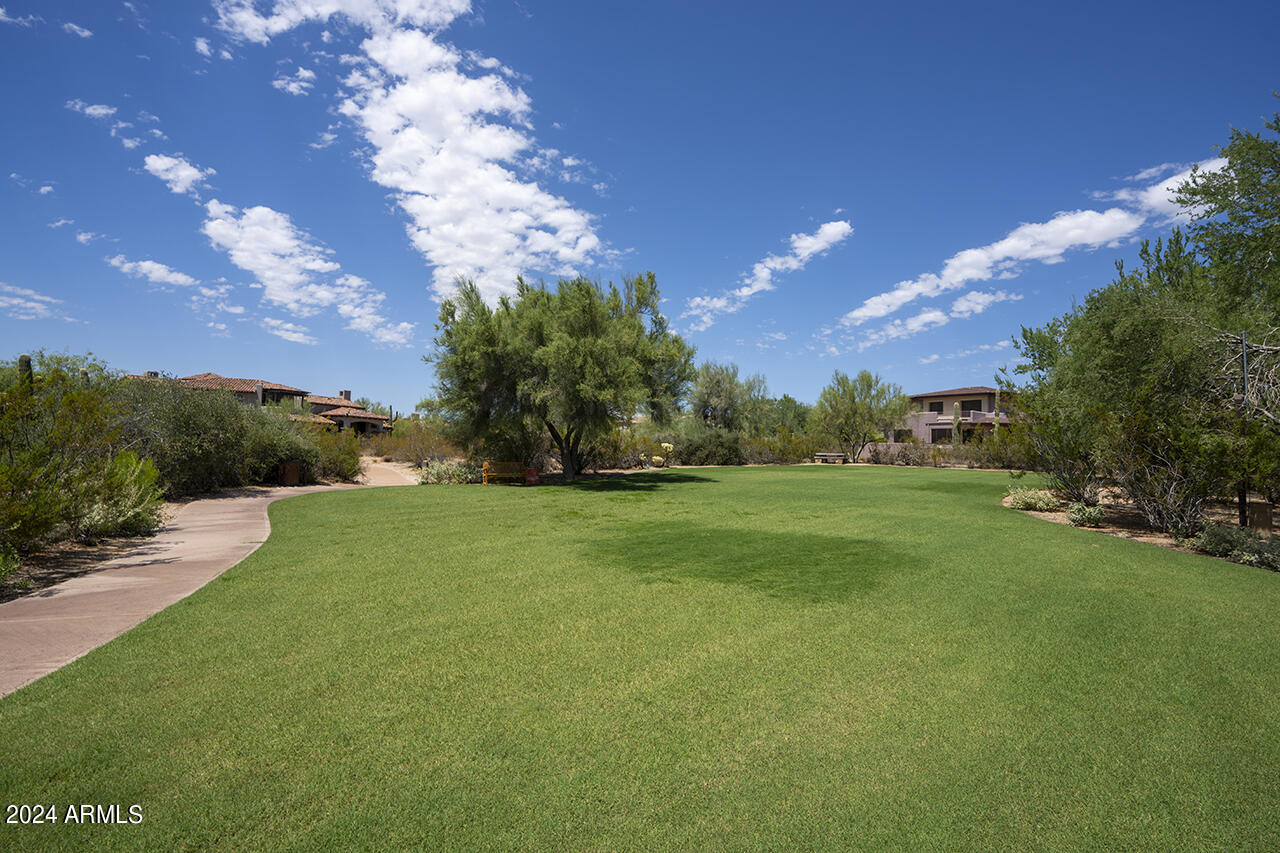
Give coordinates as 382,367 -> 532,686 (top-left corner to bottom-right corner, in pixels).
305,395 -> 353,408
909,385 -> 998,399
289,413 -> 335,425
179,372 -> 308,394
323,406 -> 390,421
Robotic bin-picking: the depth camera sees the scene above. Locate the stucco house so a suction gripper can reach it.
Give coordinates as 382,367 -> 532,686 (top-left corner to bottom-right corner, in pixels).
896,385 -> 1010,445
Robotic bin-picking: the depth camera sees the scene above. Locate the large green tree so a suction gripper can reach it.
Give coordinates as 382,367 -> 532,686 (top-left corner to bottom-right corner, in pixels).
432,273 -> 694,480
811,370 -> 910,461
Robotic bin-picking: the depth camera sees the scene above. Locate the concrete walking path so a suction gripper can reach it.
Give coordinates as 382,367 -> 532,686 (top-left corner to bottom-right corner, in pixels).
0,461 -> 417,698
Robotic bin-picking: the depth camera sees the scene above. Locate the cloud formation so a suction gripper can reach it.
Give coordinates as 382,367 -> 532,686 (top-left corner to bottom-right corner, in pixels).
62,21 -> 92,38
201,200 -> 415,346
841,208 -> 1142,328
143,153 -> 216,196
107,254 -> 200,287
272,65 -> 317,95
65,99 -> 117,119
0,282 -> 72,321
216,0 -> 603,303
683,220 -> 853,332
261,317 -> 317,344
0,7 -> 40,27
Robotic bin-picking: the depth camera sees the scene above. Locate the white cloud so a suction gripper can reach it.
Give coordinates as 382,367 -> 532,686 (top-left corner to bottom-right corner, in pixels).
918,353 -> 939,364
107,254 -> 200,287
1125,162 -> 1186,183
48,218 -> 74,228
0,7 -> 39,27
856,308 -> 950,351
261,317 -> 317,344
272,65 -> 317,95
37,185 -> 53,195
218,2 -> 603,303
948,340 -> 1012,359
194,36 -> 212,56
309,130 -> 338,149
0,282 -> 71,321
143,153 -> 216,196
201,200 -> 415,346
1102,158 -> 1227,222
949,289 -> 1021,319
219,48 -> 233,60
62,21 -> 92,38
841,207 -> 1143,327
213,0 -> 471,44
75,231 -> 101,244
683,220 -> 852,331
65,99 -> 117,119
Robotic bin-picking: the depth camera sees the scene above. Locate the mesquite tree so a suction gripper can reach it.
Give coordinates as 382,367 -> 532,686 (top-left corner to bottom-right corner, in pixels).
431,274 -> 694,480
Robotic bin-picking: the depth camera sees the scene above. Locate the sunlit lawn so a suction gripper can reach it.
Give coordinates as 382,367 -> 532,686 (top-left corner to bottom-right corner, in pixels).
3,465 -> 1279,850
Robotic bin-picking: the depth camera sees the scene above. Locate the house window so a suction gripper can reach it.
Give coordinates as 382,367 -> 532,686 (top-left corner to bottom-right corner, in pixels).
928,401 -> 944,414
930,428 -> 953,444
961,399 -> 984,414
892,429 -> 913,443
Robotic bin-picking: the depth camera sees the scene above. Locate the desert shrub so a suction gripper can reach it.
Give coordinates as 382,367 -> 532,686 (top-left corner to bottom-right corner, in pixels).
929,445 -> 954,467
959,433 -> 1027,470
867,443 -> 896,465
676,428 -> 743,466
0,539 -> 19,587
115,378 -> 255,496
742,430 -> 821,465
418,460 -> 481,485
1192,523 -> 1280,571
240,410 -> 320,484
1067,502 -> 1106,528
311,428 -> 362,481
896,442 -> 930,467
369,419 -> 461,468
1006,486 -> 1060,512
0,353 -> 124,552
78,452 -> 163,539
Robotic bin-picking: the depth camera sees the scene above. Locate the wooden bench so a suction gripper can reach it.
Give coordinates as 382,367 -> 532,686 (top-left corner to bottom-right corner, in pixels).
814,452 -> 848,464
483,461 -> 532,485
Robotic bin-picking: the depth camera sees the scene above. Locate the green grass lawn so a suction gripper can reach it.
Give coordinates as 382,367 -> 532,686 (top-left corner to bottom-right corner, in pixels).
3,465 -> 1280,850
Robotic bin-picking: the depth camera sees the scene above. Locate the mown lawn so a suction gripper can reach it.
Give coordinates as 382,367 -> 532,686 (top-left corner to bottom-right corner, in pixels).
2,465 -> 1279,850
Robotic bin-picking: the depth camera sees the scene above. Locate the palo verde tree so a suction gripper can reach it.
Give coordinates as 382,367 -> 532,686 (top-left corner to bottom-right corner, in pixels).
431,273 -> 694,480
811,370 -> 910,461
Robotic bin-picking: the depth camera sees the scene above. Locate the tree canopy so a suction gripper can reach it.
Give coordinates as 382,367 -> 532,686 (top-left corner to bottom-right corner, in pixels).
811,370 -> 910,461
431,273 -> 694,480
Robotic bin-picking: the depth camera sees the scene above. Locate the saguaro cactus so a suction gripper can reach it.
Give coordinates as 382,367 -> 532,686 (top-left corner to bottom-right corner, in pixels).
17,353 -> 33,391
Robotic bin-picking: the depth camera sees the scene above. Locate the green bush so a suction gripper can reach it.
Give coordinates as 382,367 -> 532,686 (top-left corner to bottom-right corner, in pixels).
1,353 -> 124,552
367,419 -> 461,467
1006,486 -> 1060,512
676,428 -> 743,466
310,428 -> 362,481
1067,502 -> 1106,527
78,452 -> 163,539
418,460 -> 481,485
1192,523 -> 1280,571
240,410 -> 320,485
742,430 -> 822,465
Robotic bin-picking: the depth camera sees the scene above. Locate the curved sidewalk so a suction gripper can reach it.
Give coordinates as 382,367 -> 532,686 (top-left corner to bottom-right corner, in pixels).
0,462 -> 416,698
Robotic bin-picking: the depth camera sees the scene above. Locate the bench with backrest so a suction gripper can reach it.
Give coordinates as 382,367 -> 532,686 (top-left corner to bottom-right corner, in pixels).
814,452 -> 848,464
483,461 -> 527,485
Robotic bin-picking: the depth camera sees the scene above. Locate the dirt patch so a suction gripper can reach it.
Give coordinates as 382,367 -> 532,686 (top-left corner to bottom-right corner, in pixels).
1001,490 -> 1249,555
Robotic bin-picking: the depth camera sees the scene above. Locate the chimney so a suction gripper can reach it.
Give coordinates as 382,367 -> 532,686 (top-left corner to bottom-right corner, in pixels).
144,370 -> 159,379
255,382 -> 264,407
340,389 -> 351,401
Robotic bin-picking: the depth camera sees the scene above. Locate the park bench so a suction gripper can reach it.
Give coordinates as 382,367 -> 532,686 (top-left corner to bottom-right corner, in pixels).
483,461 -> 538,485
814,452 -> 848,464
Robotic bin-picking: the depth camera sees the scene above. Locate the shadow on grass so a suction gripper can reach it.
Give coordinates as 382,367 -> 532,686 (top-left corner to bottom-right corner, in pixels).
549,471 -> 719,492
587,519 -> 910,603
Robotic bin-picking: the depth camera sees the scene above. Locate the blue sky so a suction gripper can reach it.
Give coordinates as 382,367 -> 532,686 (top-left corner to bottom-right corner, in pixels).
2,1 -> 1278,411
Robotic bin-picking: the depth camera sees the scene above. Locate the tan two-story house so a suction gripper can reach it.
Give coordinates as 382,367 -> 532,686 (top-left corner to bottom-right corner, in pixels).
895,385 -> 1010,445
